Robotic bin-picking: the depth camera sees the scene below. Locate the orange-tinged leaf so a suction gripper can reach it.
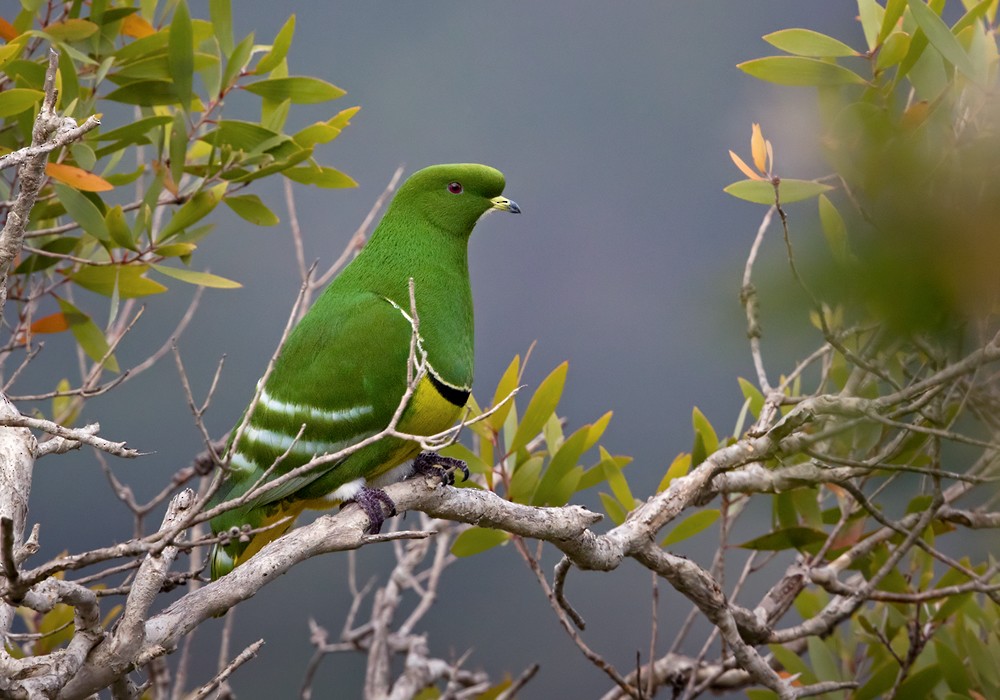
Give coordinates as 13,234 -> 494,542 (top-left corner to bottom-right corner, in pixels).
729,151 -> 761,180
0,17 -> 18,41
751,123 -> 768,173
121,13 -> 155,39
46,162 -> 113,192
30,312 -> 70,334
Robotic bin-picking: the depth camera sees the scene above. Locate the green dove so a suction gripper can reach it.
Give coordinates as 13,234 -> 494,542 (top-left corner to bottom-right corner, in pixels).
208,163 -> 520,579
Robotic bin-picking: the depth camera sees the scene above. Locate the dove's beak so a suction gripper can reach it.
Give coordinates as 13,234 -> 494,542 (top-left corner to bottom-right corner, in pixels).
490,196 -> 521,214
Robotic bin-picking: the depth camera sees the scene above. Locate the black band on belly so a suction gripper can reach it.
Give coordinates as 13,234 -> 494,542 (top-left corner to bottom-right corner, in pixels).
428,373 -> 471,407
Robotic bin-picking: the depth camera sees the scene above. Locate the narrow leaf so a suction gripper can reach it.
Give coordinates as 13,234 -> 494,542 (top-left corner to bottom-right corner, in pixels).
451,527 -> 509,557
763,28 -> 858,57
105,80 -> 179,106
599,492 -> 627,526
43,18 -> 99,42
157,186 -> 224,241
487,355 -> 520,432
0,88 -> 43,117
66,265 -> 167,298
223,194 -> 279,226
255,15 -> 295,75
724,179 -> 832,205
151,263 -> 241,288
907,0 -> 977,78
509,362 -> 568,453
105,205 -> 137,251
54,184 -> 110,243
657,453 -> 691,493
660,509 -> 720,547
168,0 -> 194,110
243,76 -> 345,103
818,194 -> 848,263
283,164 -> 357,188
209,0 -> 234,55
737,56 -> 867,86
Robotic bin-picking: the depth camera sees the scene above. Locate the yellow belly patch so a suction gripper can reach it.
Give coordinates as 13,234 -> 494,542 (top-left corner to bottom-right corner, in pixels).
399,374 -> 465,437
235,500 -> 305,567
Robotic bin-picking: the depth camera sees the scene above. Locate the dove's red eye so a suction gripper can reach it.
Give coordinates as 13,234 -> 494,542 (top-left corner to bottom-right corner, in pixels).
447,181 -> 463,194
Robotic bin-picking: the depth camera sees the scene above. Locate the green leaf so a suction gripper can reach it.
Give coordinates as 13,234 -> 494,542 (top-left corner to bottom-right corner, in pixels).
67,265 -> 167,298
223,194 -> 279,226
0,88 -> 43,117
763,28 -> 857,57
155,243 -> 197,258
549,466 -> 583,507
450,527 -> 508,557
769,643 -> 814,682
0,38 -> 27,71
934,640 -> 969,694
43,18 -> 99,42
509,362 -> 568,453
657,452 -> 691,492
170,110 -> 187,190
168,0 -> 193,110
487,354 -> 520,432
818,194 -> 848,263
283,164 -> 357,188
14,238 -> 78,275
599,492 -> 627,525
105,80 -> 179,106
150,264 -> 241,288
200,120 -> 280,151
907,0 -> 977,78
660,509 -> 720,547
582,411 -> 612,451
293,107 -> 360,148
600,446 -> 635,510
876,31 -> 912,70
738,377 -> 765,418
807,636 -> 842,683
854,660 -> 898,700
54,184 -> 110,243
739,526 -> 828,552
95,115 -> 172,144
724,178 -> 833,204
255,14 -> 295,75
508,455 -> 543,503
737,56 -> 868,86
692,407 -> 719,457
578,452 -> 631,492
56,298 -> 119,372
532,425 -> 590,506
157,185 -> 225,241
222,32 -> 254,90
878,0 -> 907,45
857,0 -> 884,51
105,205 -> 137,251
209,0 -> 234,55
895,665 -> 943,699
243,76 -> 345,103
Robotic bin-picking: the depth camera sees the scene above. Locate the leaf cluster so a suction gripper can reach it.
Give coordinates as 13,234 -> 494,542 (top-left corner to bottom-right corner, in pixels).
0,0 -> 356,389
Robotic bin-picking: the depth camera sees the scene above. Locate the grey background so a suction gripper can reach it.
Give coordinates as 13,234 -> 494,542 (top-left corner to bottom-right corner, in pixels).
26,3 -> 853,697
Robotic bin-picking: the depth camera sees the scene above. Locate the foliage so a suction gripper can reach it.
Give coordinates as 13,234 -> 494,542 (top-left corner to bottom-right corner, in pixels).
0,0 -> 355,396
722,1 -> 1000,696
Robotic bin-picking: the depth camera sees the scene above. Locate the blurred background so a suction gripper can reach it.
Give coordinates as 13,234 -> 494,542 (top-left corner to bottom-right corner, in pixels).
27,2 -> 857,696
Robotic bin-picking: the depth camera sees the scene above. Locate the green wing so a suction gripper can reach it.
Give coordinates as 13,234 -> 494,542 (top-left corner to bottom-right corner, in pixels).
208,289 -> 414,574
